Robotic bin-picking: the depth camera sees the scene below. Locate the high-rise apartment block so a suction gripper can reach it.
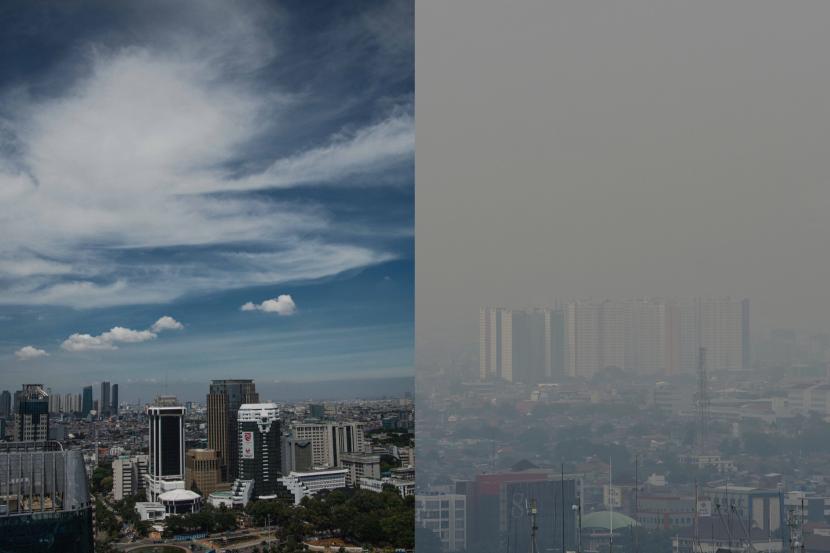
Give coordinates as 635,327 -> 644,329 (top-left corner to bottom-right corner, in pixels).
207,379 -> 258,482
480,307 -> 561,383
481,298 -> 749,382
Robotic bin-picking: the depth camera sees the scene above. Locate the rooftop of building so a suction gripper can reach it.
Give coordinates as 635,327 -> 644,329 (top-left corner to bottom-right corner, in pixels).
158,489 -> 201,502
582,511 -> 639,530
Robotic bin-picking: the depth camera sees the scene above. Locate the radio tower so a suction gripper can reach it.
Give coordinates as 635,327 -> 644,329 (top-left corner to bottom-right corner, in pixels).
695,347 -> 710,455
787,498 -> 806,553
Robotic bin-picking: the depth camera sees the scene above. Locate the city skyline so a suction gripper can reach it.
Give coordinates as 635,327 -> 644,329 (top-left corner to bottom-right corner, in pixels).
0,1 -> 414,390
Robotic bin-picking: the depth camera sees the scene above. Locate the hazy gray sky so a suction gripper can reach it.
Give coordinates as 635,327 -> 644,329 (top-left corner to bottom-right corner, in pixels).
417,1 -> 830,357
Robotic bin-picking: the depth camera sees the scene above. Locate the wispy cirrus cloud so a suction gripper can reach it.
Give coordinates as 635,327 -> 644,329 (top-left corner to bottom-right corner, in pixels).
61,316 -> 184,352
241,294 -> 297,315
0,1 -> 413,309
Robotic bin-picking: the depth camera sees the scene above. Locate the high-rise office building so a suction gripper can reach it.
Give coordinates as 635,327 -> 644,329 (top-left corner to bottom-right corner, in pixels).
111,383 -> 119,416
0,441 -> 94,552
207,379 -> 258,481
185,449 -> 223,497
238,403 -> 285,499
100,381 -> 110,418
81,386 -> 93,417
0,390 -> 11,418
292,422 -> 366,468
15,384 -> 49,442
113,455 -> 149,501
145,396 -> 186,502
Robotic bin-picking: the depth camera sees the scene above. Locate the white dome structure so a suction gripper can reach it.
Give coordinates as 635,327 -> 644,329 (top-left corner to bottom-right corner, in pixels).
158,488 -> 202,516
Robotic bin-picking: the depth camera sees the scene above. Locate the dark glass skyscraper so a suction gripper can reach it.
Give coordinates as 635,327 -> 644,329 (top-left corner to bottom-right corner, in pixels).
81,387 -> 92,417
0,390 -> 10,418
207,379 -> 258,481
146,396 -> 185,502
100,381 -> 110,418
111,384 -> 118,416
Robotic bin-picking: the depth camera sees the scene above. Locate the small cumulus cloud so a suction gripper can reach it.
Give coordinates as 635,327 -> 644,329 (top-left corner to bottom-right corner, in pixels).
61,333 -> 119,352
151,315 -> 184,332
62,315 -> 183,352
15,345 -> 49,360
241,294 -> 297,315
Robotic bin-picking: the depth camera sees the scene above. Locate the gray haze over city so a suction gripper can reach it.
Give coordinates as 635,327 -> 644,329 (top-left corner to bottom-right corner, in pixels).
416,3 -> 830,553
417,1 -> 830,360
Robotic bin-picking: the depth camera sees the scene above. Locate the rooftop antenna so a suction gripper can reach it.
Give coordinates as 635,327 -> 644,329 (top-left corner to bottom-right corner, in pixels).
527,498 -> 539,553
562,464 -> 566,553
573,502 -> 582,553
609,457 -> 614,553
787,497 -> 806,553
696,347 -> 710,456
693,480 -> 701,553
491,427 -> 497,471
634,455 -> 640,553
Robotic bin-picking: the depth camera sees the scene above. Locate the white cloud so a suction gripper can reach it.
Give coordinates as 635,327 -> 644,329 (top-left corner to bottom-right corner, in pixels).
151,316 -> 184,332
225,108 -> 414,192
241,294 -> 297,315
15,345 -> 49,360
61,315 -> 183,352
101,326 -> 157,343
61,333 -> 119,352
0,3 -> 411,308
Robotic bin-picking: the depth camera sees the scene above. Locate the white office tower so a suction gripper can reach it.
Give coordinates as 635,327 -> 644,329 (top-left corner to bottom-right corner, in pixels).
144,396 -> 187,502
113,455 -> 149,500
292,422 -> 366,468
237,403 -> 283,499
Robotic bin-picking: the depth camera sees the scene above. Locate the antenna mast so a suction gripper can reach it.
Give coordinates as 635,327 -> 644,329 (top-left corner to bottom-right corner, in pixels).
609,457 -> 613,553
528,498 -> 539,553
634,456 -> 639,553
561,465 -> 567,553
696,347 -> 710,455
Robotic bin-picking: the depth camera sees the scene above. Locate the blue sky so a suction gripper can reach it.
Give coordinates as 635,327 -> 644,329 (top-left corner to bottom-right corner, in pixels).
0,1 -> 413,398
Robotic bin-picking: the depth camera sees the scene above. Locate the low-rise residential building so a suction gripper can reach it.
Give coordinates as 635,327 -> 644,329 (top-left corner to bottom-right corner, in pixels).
280,469 -> 348,505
